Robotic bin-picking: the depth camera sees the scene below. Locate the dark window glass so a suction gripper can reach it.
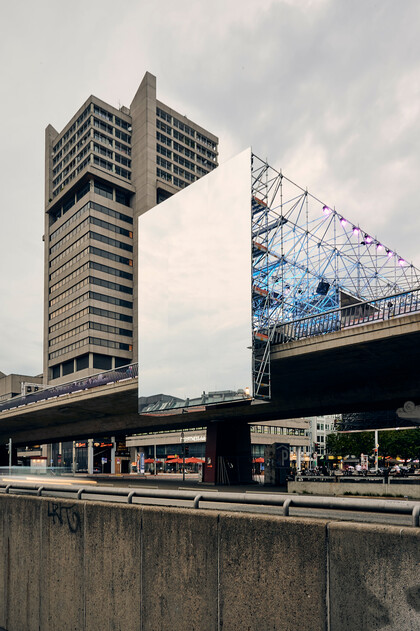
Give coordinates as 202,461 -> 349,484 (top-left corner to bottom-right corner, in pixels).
115,357 -> 131,368
90,291 -> 132,309
89,306 -> 133,322
90,231 -> 133,252
62,359 -> 74,376
51,365 -> 60,379
92,353 -> 112,370
94,181 -> 113,200
115,189 -> 130,206
77,182 -> 90,201
63,197 -> 75,214
90,276 -> 132,294
157,188 -> 173,205
90,201 -> 133,224
76,354 -> 89,371
89,246 -> 132,266
90,261 -> 133,280
90,216 -> 132,238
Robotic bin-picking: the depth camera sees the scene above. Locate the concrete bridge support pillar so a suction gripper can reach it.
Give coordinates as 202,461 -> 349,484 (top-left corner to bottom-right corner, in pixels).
297,446 -> 302,471
87,439 -> 93,475
110,437 -> 116,474
203,421 -> 252,484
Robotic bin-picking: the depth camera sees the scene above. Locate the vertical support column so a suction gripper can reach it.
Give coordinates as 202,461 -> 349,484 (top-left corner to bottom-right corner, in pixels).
8,438 -> 12,469
72,441 -> 76,474
87,439 -> 94,475
297,446 -> 301,472
111,436 -> 116,474
374,429 -> 379,472
203,421 -> 252,485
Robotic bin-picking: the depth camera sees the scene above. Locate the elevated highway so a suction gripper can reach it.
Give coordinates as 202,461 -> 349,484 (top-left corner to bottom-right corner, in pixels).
1,311 -> 419,445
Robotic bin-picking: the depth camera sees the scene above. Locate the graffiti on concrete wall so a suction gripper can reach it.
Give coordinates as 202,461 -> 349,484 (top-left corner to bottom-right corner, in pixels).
47,502 -> 81,533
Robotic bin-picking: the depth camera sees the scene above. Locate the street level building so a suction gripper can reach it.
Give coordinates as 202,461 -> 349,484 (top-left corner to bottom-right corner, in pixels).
44,72 -> 218,384
0,372 -> 45,466
0,371 -> 43,403
126,418 -> 310,471
308,414 -> 337,457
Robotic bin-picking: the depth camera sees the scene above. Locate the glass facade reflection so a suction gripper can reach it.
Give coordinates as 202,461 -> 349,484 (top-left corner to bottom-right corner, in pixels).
138,148 -> 252,413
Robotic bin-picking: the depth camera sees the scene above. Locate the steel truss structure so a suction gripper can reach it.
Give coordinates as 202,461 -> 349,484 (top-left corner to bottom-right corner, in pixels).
251,153 -> 420,400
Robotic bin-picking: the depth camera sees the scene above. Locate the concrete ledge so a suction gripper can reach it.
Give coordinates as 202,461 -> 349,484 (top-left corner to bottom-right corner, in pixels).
288,480 -> 420,499
1,494 -> 419,630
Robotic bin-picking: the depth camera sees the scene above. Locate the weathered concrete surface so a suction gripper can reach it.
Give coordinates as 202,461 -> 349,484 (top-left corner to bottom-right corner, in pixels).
141,507 -> 219,630
40,496 -> 85,631
288,480 -> 420,499
84,503 -> 142,630
329,522 -> 420,630
1,494 -> 419,630
0,492 -> 4,630
219,513 -> 327,630
1,495 -> 41,631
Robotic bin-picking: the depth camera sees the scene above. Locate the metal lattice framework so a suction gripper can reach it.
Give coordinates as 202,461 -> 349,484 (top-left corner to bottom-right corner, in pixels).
251,153 -> 420,400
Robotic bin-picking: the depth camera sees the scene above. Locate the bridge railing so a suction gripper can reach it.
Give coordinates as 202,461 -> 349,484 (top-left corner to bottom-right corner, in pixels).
272,287 -> 420,344
0,363 -> 138,414
0,481 -> 419,526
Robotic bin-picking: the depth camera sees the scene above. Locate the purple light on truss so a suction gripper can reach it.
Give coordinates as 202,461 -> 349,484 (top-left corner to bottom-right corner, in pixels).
365,235 -> 373,244
398,258 -> 406,266
340,217 -> 347,226
387,249 -> 393,258
323,205 -> 331,216
377,243 -> 384,251
352,226 -> 360,235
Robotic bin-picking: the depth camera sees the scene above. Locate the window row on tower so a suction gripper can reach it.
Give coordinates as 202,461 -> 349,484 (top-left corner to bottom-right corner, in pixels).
52,105 -> 132,197
49,320 -> 132,348
49,336 -> 133,361
49,291 -> 132,321
49,306 -> 132,335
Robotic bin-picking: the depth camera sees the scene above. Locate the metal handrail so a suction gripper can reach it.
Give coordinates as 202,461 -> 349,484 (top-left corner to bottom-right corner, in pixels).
0,363 -> 138,414
1,482 -> 419,527
272,287 -> 420,345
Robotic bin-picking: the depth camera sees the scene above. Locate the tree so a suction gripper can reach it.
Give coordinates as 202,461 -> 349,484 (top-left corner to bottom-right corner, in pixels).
379,428 -> 420,462
326,432 -> 373,457
327,428 -> 420,463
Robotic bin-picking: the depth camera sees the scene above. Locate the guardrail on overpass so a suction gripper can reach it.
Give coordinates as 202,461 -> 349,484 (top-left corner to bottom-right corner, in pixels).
0,493 -> 419,630
272,287 -> 420,344
0,363 -> 138,414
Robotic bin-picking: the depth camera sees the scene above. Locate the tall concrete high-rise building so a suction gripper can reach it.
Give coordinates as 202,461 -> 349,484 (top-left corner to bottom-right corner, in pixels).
44,72 -> 218,384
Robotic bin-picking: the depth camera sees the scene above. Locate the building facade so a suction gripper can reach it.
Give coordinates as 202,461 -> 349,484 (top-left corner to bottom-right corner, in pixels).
44,72 -> 218,384
0,372 -> 43,402
0,372 -> 45,466
306,414 -> 338,466
127,418 -> 310,470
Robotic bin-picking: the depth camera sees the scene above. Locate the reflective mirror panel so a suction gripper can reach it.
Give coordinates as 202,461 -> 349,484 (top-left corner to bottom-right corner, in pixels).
138,148 -> 252,413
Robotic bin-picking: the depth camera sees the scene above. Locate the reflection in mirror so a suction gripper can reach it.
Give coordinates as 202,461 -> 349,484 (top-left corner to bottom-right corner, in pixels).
138,148 -> 252,414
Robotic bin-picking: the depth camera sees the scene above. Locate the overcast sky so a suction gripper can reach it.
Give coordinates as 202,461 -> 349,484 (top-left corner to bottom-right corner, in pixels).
1,0 -> 420,376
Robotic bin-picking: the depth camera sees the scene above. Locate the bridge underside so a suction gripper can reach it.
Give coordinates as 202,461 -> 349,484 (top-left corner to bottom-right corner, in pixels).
1,314 -> 420,445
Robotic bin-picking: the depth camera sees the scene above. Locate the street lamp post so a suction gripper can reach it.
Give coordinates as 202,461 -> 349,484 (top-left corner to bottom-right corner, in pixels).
181,430 -> 185,482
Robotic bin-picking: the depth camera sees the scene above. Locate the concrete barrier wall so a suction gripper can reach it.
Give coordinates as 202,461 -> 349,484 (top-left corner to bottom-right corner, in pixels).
288,480 -> 420,498
0,494 -> 419,630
